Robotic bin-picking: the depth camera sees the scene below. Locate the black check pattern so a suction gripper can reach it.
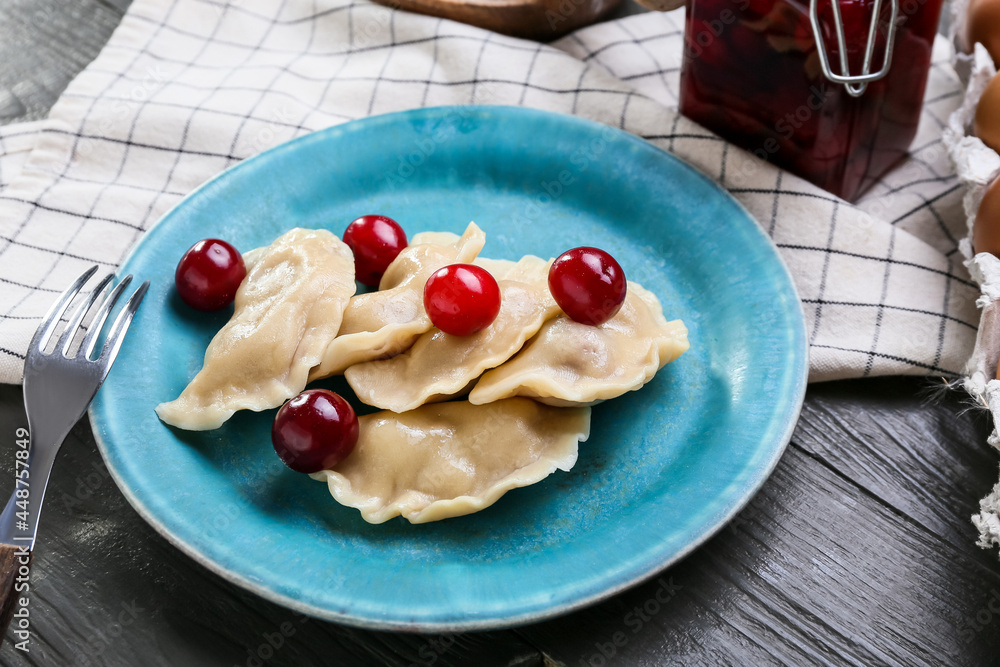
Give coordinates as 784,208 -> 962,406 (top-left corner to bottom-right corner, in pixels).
0,1 -> 979,383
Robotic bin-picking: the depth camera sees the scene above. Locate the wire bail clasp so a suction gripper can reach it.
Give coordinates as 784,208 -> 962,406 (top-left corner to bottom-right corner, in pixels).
809,0 -> 899,97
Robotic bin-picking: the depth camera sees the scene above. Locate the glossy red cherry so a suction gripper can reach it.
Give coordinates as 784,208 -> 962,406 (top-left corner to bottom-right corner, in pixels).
548,247 -> 627,326
272,389 -> 359,474
175,239 -> 246,311
343,214 -> 408,286
423,264 -> 501,336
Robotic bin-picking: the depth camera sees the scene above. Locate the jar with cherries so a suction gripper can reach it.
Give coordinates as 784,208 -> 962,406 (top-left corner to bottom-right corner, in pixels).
678,0 -> 945,201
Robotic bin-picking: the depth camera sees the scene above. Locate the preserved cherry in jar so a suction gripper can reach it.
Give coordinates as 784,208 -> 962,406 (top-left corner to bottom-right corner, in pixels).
679,0 -> 945,201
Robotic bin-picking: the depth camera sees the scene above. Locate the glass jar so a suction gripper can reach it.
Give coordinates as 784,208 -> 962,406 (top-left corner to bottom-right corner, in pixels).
678,0 -> 945,201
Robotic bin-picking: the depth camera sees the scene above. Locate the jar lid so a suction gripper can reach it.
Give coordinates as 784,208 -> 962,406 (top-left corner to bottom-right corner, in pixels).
809,0 -> 899,97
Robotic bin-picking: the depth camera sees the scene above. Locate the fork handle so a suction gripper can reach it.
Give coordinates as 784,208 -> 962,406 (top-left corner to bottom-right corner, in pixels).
0,543 -> 31,645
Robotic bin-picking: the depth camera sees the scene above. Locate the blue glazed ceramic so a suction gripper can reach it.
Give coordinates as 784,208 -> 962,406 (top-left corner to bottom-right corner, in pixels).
89,106 -> 808,630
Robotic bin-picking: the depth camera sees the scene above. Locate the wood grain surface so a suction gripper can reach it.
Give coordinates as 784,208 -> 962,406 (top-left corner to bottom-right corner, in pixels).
368,0 -> 624,41
2,1 -> 1000,666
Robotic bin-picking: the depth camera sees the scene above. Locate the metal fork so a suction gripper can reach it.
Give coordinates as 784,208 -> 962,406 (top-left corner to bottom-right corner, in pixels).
0,266 -> 148,641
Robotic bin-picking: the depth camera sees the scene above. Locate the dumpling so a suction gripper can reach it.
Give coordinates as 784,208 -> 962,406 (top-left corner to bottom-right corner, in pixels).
378,227 -> 479,289
155,228 -> 355,430
472,257 -> 517,277
473,255 -> 549,281
469,282 -> 689,407
344,255 -> 558,412
310,398 -> 591,523
308,223 -> 486,380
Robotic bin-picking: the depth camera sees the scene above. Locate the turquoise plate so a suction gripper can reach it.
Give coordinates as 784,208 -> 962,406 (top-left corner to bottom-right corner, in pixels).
90,106 -> 807,630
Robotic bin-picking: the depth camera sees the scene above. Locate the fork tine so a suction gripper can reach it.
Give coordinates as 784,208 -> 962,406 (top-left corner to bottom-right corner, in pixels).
58,273 -> 114,357
30,265 -> 99,353
96,280 -> 149,375
80,275 -> 133,359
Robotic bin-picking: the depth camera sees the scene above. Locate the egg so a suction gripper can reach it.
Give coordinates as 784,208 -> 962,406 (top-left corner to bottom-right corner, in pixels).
974,176 -> 1000,257
975,72 -> 1000,155
968,0 -> 1000,67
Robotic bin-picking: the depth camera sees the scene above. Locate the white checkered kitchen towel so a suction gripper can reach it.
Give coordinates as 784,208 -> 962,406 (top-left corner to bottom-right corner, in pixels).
0,0 -> 977,384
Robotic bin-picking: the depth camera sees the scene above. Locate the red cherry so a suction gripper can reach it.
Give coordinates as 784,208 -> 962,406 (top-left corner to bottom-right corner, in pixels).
548,247 -> 627,326
272,389 -> 359,474
343,215 -> 408,286
175,239 -> 247,311
423,264 -> 501,336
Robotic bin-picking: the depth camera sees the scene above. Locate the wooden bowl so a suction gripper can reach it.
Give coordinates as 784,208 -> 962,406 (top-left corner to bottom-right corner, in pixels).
372,0 -> 626,41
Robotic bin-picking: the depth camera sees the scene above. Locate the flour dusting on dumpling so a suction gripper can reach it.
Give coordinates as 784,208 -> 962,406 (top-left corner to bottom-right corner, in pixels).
311,398 -> 591,524
469,283 -> 689,407
155,228 -> 355,430
309,223 -> 486,380
345,255 -> 557,412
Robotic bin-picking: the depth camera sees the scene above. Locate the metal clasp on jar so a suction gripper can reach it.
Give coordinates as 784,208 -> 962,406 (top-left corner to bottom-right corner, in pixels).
809,0 -> 899,97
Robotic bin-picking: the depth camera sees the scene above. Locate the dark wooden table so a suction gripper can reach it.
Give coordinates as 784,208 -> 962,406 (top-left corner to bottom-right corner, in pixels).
2,1 -> 1000,665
